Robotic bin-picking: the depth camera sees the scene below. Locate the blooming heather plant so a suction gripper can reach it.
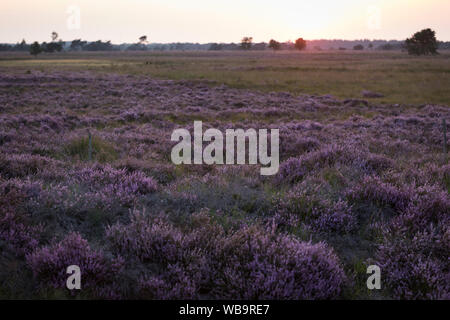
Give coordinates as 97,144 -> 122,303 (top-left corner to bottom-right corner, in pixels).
375,227 -> 449,300
26,232 -> 124,299
28,165 -> 159,218
309,200 -> 357,234
0,71 -> 448,299
210,225 -> 346,299
0,179 -> 44,255
71,165 -> 158,205
107,209 -> 346,299
107,210 -> 222,297
347,175 -> 412,211
278,144 -> 397,185
0,211 -> 43,256
0,153 -> 61,178
277,144 -> 351,184
106,210 -> 188,264
279,133 -> 320,159
137,265 -> 198,299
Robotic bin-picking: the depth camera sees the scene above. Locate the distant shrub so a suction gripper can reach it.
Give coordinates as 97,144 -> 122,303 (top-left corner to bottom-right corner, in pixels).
268,39 -> 281,51
405,28 -> 438,56
377,43 -> 401,51
41,41 -> 63,53
29,42 -> 42,57
83,40 -> 114,51
353,44 -> 364,51
69,39 -> 87,51
240,37 -> 253,50
294,38 -> 307,51
208,43 -> 223,51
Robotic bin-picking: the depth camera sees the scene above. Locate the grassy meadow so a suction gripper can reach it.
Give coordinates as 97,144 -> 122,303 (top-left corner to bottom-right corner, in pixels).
1,50 -> 449,106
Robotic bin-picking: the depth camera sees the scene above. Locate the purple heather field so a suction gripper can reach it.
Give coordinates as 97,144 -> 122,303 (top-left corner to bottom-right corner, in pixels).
0,69 -> 449,300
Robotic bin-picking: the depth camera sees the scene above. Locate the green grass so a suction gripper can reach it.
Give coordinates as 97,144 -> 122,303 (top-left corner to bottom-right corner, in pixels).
1,50 -> 449,105
64,135 -> 118,162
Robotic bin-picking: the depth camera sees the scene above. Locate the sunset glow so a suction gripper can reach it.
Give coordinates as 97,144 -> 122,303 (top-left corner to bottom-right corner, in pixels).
1,0 -> 449,43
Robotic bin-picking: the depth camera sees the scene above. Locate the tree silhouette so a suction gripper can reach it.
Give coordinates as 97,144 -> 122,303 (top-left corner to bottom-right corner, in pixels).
240,37 -> 253,50
70,39 -> 87,51
83,40 -> 113,51
294,38 -> 307,51
139,35 -> 148,44
268,39 -> 281,51
405,28 -> 438,55
30,41 -> 42,57
209,43 -> 223,51
14,39 -> 29,51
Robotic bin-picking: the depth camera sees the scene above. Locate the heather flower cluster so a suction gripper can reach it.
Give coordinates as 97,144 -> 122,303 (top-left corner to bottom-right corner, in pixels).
27,232 -> 125,299
106,210 -> 346,299
0,71 -> 448,299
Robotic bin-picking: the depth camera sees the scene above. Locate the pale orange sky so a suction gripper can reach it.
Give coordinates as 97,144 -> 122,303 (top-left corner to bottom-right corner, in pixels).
0,0 -> 449,43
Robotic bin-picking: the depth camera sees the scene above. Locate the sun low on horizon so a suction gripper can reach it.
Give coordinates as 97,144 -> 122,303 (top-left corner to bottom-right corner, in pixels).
0,0 -> 450,43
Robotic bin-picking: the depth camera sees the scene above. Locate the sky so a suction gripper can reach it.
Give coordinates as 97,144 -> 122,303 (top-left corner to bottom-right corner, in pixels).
1,0 -> 449,43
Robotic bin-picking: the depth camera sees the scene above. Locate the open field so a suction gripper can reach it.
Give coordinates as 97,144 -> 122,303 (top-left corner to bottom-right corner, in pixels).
1,50 -> 450,105
0,51 -> 449,299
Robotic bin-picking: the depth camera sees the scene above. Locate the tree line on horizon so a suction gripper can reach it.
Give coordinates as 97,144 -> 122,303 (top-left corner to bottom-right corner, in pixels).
0,29 -> 446,56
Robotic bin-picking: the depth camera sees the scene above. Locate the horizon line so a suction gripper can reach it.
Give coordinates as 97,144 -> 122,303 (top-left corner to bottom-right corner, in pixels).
3,38 -> 450,45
